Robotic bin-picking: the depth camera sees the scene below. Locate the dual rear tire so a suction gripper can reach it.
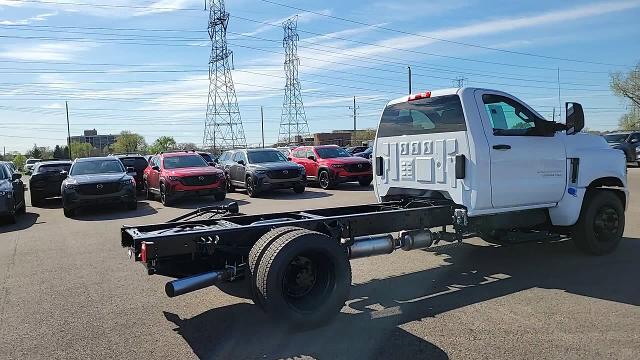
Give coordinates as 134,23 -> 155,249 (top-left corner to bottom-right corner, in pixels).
248,227 -> 351,328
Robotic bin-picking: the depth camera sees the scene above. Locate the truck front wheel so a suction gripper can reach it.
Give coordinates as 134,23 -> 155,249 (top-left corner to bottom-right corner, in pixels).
255,228 -> 351,328
572,190 -> 624,255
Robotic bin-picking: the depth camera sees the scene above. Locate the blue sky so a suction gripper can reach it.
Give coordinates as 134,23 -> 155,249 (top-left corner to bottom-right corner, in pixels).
1,0 -> 639,152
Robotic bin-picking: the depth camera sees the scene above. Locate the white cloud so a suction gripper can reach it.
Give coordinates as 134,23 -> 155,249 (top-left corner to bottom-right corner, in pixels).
133,0 -> 201,16
241,9 -> 332,36
0,42 -> 97,61
0,11 -> 56,25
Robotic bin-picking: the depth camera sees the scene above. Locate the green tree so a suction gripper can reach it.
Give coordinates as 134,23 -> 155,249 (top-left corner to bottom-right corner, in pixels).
351,129 -> 376,146
148,136 -> 177,154
70,142 -> 93,158
175,142 -> 198,151
53,145 -> 67,159
27,144 -> 43,159
610,63 -> 640,130
13,154 -> 26,170
112,131 -> 147,154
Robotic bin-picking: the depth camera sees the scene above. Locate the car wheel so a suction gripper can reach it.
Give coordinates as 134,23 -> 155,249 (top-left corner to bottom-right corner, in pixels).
246,176 -> 258,198
160,183 -> 172,206
31,192 -> 42,207
293,183 -> 305,194
318,170 -> 333,190
63,207 -> 75,218
214,192 -> 226,202
226,176 -> 236,193
145,181 -> 153,200
358,176 -> 372,187
572,190 -> 624,255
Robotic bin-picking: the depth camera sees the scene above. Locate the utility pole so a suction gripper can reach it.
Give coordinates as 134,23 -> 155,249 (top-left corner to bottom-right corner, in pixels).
66,101 -> 72,159
408,66 -> 412,94
261,106 -> 265,148
552,107 -> 556,122
557,67 -> 561,120
348,96 -> 359,131
453,76 -> 467,88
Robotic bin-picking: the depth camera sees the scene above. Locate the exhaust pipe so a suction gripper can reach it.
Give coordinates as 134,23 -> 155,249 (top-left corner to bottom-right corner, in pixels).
165,269 -> 234,297
347,230 -> 433,259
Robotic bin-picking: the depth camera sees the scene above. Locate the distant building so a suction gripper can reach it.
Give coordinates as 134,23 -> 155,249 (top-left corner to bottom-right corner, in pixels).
312,129 -> 374,146
69,129 -> 117,149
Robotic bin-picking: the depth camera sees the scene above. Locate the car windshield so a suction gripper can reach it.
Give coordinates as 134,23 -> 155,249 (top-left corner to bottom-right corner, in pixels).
163,155 -> 208,169
70,160 -> 124,175
316,147 -> 351,159
199,153 -> 214,163
248,150 -> 288,164
37,164 -> 71,173
604,134 -> 629,143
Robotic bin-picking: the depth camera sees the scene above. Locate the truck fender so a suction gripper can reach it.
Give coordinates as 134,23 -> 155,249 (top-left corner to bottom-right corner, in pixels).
548,176 -> 627,226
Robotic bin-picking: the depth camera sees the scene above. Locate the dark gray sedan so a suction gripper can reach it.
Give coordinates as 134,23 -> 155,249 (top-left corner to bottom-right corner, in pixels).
224,149 -> 306,197
61,157 -> 137,218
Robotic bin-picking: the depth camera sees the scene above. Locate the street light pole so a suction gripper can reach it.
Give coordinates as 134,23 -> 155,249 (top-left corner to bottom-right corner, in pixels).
66,101 -> 72,159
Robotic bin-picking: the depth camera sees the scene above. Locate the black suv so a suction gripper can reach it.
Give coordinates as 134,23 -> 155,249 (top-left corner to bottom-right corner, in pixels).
604,132 -> 640,166
61,157 -> 137,218
29,160 -> 72,206
0,162 -> 25,224
219,149 -> 306,197
112,154 -> 148,191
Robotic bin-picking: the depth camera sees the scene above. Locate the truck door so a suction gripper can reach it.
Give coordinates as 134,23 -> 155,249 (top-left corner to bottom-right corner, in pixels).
474,90 -> 566,208
147,156 -> 160,190
373,93 -> 470,203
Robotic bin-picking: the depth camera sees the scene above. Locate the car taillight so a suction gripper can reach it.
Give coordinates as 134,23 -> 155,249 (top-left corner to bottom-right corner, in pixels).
408,91 -> 431,101
140,242 -> 148,263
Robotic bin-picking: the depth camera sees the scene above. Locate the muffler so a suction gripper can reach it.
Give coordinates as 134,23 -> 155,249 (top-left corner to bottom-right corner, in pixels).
347,230 -> 433,259
165,269 -> 234,297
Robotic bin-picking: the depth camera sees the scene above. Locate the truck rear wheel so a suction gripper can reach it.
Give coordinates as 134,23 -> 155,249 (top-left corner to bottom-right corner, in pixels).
255,228 -> 351,328
248,226 -> 303,306
572,190 -> 624,255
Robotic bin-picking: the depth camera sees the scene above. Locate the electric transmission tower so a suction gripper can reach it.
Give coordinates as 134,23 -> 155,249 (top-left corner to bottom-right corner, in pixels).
279,16 -> 309,145
203,0 -> 246,152
452,76 -> 467,88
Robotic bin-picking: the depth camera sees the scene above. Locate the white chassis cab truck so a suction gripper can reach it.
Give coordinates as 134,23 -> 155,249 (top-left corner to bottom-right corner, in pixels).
121,87 -> 627,328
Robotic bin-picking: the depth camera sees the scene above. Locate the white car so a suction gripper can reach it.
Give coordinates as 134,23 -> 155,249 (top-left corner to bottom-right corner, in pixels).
24,158 -> 42,174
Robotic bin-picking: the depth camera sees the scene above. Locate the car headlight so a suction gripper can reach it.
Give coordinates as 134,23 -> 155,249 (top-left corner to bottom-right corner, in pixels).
331,164 -> 344,168
635,145 -> 640,152
121,179 -> 135,185
64,183 -> 79,190
167,176 -> 180,181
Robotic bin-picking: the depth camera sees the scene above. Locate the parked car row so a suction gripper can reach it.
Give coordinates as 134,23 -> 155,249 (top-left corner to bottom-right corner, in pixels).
1,145 -> 373,222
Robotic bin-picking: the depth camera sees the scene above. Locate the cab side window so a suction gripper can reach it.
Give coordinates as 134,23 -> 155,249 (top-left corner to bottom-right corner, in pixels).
482,94 -> 553,137
232,152 -> 246,163
306,149 -> 316,158
292,148 -> 306,158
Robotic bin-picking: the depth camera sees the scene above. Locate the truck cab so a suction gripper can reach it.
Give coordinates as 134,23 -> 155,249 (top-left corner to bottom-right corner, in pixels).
374,88 -> 627,253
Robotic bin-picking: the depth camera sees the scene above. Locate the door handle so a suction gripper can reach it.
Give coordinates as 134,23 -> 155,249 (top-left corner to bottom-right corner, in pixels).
492,144 -> 511,150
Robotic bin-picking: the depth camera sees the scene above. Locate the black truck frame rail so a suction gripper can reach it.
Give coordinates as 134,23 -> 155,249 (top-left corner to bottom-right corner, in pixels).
122,199 -> 462,270
121,198 -> 467,327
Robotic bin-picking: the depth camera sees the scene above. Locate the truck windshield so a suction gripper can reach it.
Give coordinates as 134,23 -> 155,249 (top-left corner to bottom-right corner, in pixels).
316,147 -> 351,159
378,95 -> 466,137
604,134 -> 629,143
70,160 -> 124,175
163,155 -> 208,169
248,150 -> 287,163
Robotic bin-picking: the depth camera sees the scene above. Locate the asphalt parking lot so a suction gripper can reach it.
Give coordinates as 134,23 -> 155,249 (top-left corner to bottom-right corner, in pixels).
1,171 -> 639,360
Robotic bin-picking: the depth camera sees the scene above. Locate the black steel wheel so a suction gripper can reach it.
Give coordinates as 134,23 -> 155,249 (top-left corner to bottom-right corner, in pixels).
318,170 -> 332,190
255,229 -> 351,328
572,190 -> 624,255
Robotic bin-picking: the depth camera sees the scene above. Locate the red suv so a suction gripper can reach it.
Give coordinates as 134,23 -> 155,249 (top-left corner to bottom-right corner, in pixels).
290,145 -> 372,189
144,152 -> 226,205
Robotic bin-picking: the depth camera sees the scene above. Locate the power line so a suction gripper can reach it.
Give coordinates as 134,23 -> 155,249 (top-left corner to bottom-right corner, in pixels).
258,0 -> 633,68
